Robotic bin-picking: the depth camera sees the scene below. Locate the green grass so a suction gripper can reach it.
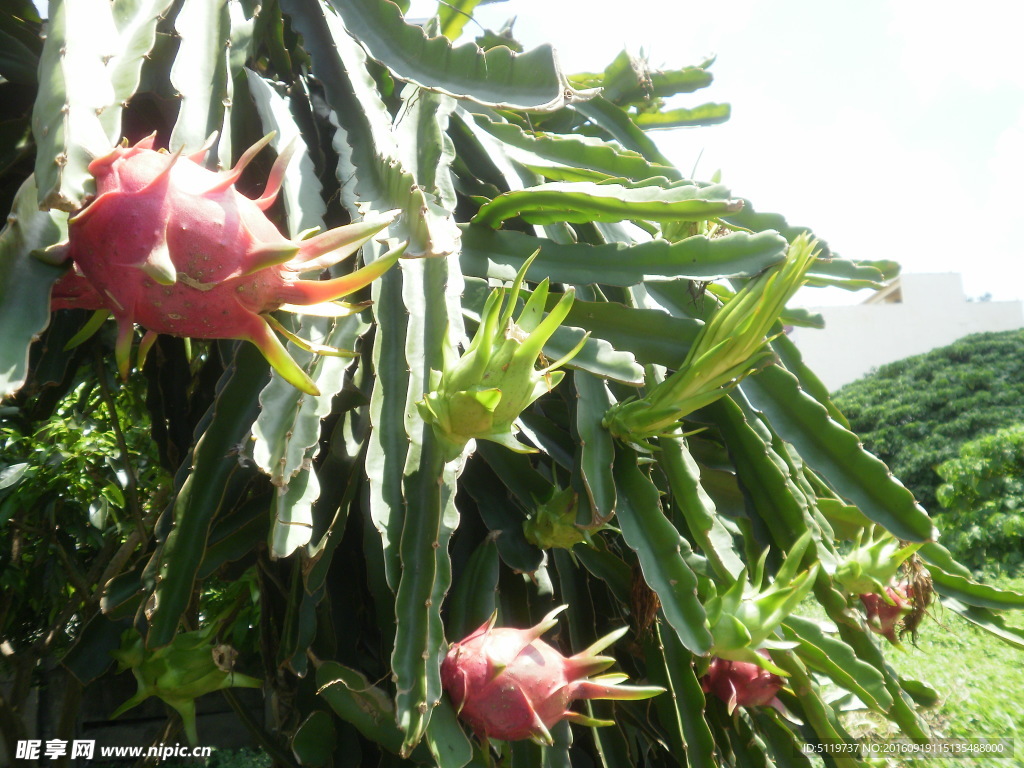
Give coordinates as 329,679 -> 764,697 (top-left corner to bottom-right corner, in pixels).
841,574 -> 1024,767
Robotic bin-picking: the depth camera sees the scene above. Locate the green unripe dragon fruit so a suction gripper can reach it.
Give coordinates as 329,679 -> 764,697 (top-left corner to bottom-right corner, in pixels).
523,486 -> 590,550
418,251 -> 586,461
47,133 -> 401,395
441,606 -> 663,745
834,527 -> 923,596
110,626 -> 261,745
704,532 -> 818,675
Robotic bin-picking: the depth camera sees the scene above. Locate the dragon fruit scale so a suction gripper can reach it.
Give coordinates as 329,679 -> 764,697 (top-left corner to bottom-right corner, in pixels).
861,583 -> 912,645
440,606 -> 663,745
701,651 -> 785,715
47,132 -> 401,395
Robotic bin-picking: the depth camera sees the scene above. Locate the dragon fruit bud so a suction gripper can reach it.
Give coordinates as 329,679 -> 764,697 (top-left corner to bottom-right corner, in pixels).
418,250 -> 587,461
835,528 -> 923,596
861,584 -> 912,645
523,487 -> 590,550
602,234 -> 818,450
701,651 -> 785,714
48,133 -> 401,395
441,606 -> 663,745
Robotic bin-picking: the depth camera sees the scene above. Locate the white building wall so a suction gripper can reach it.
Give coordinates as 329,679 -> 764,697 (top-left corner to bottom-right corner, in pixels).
791,273 -> 1024,391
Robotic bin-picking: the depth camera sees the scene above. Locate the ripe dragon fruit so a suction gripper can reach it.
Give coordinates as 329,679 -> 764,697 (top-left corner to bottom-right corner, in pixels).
46,133 -> 401,395
701,651 -> 785,715
861,583 -> 912,645
440,606 -> 663,745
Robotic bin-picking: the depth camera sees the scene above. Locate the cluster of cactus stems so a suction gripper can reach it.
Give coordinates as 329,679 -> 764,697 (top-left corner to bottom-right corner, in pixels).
3,0 -> 1023,766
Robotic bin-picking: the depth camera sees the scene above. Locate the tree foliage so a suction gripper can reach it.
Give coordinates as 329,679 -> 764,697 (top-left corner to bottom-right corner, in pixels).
834,330 -> 1024,512
1,1 -> 1023,766
0,347 -> 168,635
936,424 -> 1024,574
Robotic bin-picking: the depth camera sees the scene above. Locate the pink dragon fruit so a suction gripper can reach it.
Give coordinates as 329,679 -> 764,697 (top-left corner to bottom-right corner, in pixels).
861,584 -> 912,644
440,606 -> 663,745
47,133 -> 401,395
701,651 -> 785,714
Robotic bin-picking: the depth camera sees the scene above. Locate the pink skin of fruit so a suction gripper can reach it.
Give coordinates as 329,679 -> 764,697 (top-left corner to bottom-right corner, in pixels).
440,606 -> 663,745
860,584 -> 912,644
49,133 -> 400,395
51,269 -> 107,311
701,650 -> 785,715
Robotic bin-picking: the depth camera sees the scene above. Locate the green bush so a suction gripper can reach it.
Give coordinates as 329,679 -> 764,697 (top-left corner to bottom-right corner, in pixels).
834,330 -> 1024,512
936,424 -> 1024,573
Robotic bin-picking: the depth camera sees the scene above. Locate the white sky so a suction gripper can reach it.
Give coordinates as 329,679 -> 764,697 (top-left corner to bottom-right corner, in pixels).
410,0 -> 1024,307
31,0 -> 1022,306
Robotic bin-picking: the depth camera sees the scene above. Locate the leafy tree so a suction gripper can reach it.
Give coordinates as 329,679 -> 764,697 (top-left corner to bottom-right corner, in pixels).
0,340 -> 172,753
2,1 -> 1023,766
833,330 -> 1024,512
936,424 -> 1024,574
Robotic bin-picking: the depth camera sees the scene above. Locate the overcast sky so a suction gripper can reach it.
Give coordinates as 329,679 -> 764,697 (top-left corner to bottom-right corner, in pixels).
409,0 -> 1024,307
